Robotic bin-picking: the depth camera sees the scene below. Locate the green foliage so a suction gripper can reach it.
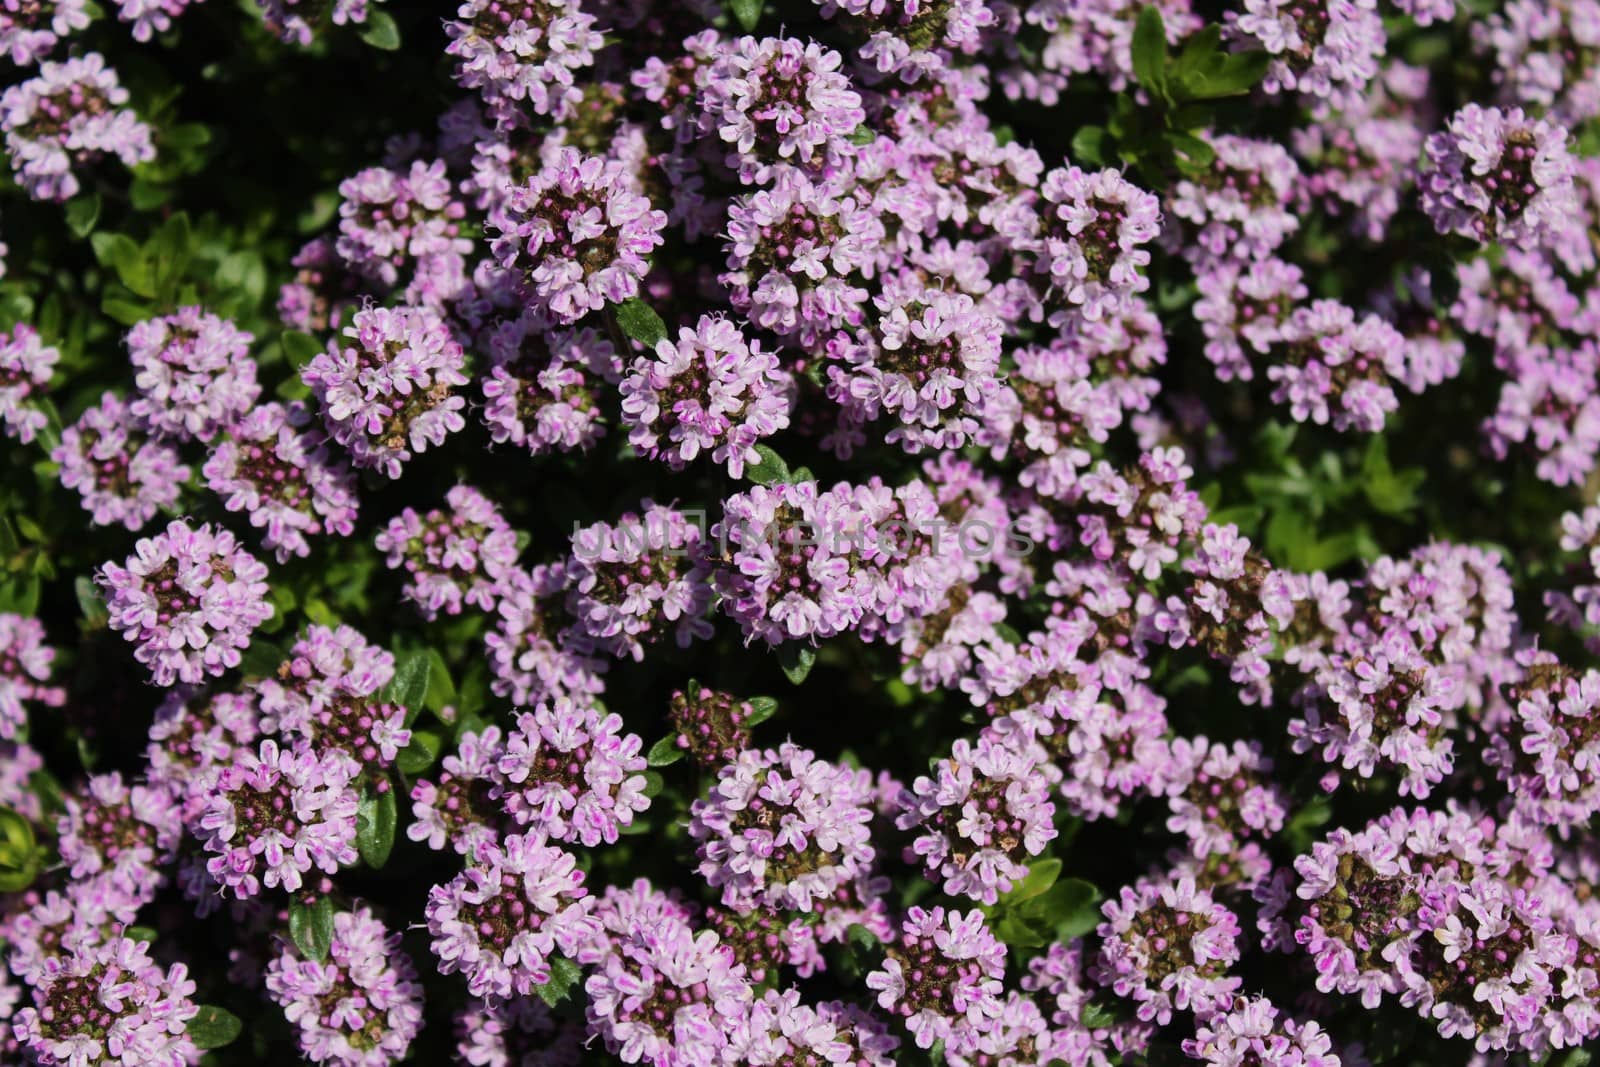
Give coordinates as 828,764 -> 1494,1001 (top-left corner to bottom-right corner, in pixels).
614,297 -> 668,347
187,1006 -> 243,1050
355,786 -> 398,868
288,895 -> 334,964
1072,8 -> 1269,180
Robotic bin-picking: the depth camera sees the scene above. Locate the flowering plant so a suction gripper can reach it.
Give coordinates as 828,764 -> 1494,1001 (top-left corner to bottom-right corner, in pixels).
4,2 -> 1600,1065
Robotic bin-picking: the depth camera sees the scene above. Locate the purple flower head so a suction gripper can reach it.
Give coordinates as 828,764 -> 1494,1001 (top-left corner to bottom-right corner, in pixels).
1478,0 -> 1600,126
53,392 -> 190,531
301,303 -> 470,478
1,880 -> 142,983
0,52 -> 153,201
195,737 -> 361,897
721,165 -> 881,346
896,724 -> 1059,904
1028,165 -> 1162,323
126,307 -> 258,443
699,35 -> 864,183
1168,135 -> 1300,263
1291,624 -> 1457,798
489,146 -> 666,323
817,0 -> 994,79
1389,871 -> 1568,1052
1421,104 -> 1580,249
335,157 -> 472,304
713,479 -> 878,644
144,688 -> 262,819
485,562 -> 607,705
114,0 -> 196,42
426,832 -> 600,1001
1183,995 -> 1344,1067
497,696 -> 650,846
1483,343 -> 1600,487
0,324 -> 59,443
584,911 -> 754,1066
203,401 -> 360,564
453,996 -> 583,1067
668,684 -> 753,769
0,612 -> 64,740
1022,668 -> 1174,820
566,503 -> 715,660
12,936 -> 199,1067
1162,737 -> 1288,856
375,484 -> 520,620
727,988 -> 900,1067
1074,447 -> 1208,582
264,904 -> 423,1067
826,282 -> 1004,453
408,725 -> 507,855
0,739 -> 43,820
1264,299 -> 1407,433
480,310 -> 621,455
1023,939 -> 1153,1067
445,0 -> 604,124
865,905 -> 1007,1052
100,520 -> 273,686
57,771 -> 182,898
1228,0 -> 1385,109
277,236 -> 370,333
621,314 -> 792,478
689,741 -> 876,912
253,623 -> 393,736
1094,874 -> 1242,1025
254,0 -> 378,46
1193,257 -> 1307,382
0,0 -> 90,67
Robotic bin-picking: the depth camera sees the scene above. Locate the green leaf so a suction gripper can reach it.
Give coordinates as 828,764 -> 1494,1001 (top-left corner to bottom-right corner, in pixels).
281,331 -> 322,371
745,696 -> 778,726
1167,131 -> 1216,172
128,178 -> 173,211
535,956 -> 583,1007
846,923 -> 881,953
424,649 -> 456,714
396,731 -> 443,775
614,298 -> 668,347
647,735 -> 686,766
288,896 -> 334,963
101,296 -> 151,326
359,9 -> 401,49
356,787 -> 398,868
186,1005 -> 242,1050
75,576 -> 108,626
0,575 -> 40,617
1033,877 -> 1102,938
1172,24 -> 1222,79
999,858 -> 1061,906
1071,126 -> 1110,165
1130,7 -> 1169,96
777,644 -> 816,685
238,639 -> 288,681
640,770 -> 665,798
91,233 -> 154,296
746,444 -> 790,486
384,649 -> 432,714
728,0 -> 763,31
0,806 -> 41,893
1190,50 -> 1270,98
64,194 -> 101,238
1361,436 -> 1425,517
